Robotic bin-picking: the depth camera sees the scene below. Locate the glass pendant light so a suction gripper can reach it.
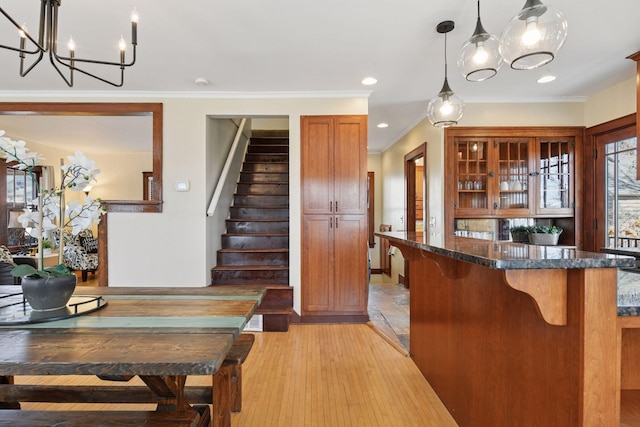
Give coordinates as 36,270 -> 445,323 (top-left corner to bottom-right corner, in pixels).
458,0 -> 502,82
427,21 -> 464,128
499,0 -> 568,70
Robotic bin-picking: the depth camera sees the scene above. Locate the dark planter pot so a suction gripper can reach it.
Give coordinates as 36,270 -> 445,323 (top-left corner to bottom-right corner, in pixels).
21,275 -> 77,311
510,231 -> 529,243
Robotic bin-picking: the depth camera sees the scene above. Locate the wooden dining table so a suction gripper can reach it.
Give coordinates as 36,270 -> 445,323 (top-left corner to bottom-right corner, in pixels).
0,285 -> 265,427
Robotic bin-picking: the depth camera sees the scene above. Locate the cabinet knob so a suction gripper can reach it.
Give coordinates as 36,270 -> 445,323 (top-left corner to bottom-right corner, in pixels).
488,172 -> 495,177
336,217 -> 339,228
329,201 -> 333,212
529,171 -> 540,176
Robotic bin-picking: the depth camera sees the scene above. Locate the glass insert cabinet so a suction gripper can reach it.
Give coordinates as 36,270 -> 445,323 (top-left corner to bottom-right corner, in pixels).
445,127 -> 582,244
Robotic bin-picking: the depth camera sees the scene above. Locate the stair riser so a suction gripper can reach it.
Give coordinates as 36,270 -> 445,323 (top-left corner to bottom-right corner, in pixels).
242,163 -> 288,173
245,154 -> 288,163
230,207 -> 289,220
211,269 -> 289,285
236,183 -> 288,195
249,137 -> 289,145
233,195 -> 289,207
222,235 -> 289,249
226,221 -> 289,234
239,172 -> 288,183
247,145 -> 289,154
217,251 -> 289,266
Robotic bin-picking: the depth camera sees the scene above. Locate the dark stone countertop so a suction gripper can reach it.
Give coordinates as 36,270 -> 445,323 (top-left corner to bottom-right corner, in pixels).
376,231 -> 636,270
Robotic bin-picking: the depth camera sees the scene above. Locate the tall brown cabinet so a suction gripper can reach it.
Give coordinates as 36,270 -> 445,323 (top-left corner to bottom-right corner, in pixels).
301,115 -> 369,322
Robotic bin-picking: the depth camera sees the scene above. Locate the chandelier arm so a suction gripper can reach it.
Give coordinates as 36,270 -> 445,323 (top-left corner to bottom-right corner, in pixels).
49,50 -> 126,88
47,51 -> 73,87
0,7 -> 46,54
20,50 -> 45,77
52,46 -> 137,68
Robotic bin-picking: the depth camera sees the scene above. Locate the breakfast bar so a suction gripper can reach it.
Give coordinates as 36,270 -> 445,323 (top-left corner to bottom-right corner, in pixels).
377,231 -> 635,427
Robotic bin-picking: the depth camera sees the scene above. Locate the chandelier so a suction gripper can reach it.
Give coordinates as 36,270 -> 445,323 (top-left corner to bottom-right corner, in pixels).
0,0 -> 138,87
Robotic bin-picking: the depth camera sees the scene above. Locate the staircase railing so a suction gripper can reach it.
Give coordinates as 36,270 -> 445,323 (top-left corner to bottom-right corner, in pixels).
207,118 -> 247,216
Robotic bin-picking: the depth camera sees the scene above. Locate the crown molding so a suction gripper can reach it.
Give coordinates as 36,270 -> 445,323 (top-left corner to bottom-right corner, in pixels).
0,90 -> 373,100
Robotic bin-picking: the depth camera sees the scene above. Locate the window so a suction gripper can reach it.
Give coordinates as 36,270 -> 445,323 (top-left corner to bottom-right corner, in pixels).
604,137 -> 639,247
7,167 -> 37,207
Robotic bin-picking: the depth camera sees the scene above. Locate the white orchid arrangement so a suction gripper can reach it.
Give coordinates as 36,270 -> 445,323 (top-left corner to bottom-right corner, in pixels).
0,130 -> 105,278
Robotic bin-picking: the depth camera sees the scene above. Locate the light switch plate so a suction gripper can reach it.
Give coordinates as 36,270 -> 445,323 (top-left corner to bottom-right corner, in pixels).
175,180 -> 190,192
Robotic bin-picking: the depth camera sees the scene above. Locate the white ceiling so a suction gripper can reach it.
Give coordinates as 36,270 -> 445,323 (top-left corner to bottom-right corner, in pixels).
0,0 -> 639,153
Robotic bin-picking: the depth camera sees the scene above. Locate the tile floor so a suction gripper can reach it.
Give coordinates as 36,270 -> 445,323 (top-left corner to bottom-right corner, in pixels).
367,277 -> 410,353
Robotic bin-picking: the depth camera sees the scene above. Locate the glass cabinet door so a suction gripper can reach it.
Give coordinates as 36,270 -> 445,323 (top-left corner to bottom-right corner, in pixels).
536,138 -> 574,214
496,138 -> 531,212
455,139 -> 490,213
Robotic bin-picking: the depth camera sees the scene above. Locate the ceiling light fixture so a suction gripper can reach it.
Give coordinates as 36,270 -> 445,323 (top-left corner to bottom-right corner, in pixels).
427,20 -> 464,128
361,77 -> 378,85
537,74 -> 556,83
458,0 -> 502,82
499,0 -> 567,70
0,1 -> 138,87
377,122 -> 389,128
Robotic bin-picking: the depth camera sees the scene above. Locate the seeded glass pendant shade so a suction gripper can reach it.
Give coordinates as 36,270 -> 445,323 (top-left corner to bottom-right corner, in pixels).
499,0 -> 568,70
427,21 -> 464,128
458,0 -> 502,82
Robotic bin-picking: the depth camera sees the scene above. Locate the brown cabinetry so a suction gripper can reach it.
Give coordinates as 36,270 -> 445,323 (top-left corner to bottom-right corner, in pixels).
301,115 -> 368,320
445,127 -> 583,243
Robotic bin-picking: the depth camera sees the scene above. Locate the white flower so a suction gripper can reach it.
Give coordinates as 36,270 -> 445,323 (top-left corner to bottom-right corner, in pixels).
61,151 -> 100,192
65,198 -> 103,235
0,131 -> 105,268
18,211 -> 57,238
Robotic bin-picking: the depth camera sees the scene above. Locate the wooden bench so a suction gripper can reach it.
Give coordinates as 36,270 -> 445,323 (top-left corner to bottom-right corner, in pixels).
0,405 -> 210,427
222,333 -> 255,412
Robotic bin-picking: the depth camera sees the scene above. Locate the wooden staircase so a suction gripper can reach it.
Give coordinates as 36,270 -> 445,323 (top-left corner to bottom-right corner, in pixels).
211,131 -> 293,331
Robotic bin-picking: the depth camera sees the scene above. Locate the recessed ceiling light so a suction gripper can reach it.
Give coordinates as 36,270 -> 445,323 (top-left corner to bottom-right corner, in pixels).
361,77 -> 378,86
194,77 -> 210,86
377,122 -> 389,128
537,75 -> 556,84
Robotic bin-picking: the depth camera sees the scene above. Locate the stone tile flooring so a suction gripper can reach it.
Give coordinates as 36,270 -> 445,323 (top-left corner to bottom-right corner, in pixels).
368,278 -> 410,353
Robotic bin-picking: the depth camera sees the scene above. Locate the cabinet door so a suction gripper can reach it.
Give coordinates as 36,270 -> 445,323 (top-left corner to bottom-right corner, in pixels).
535,137 -> 574,215
333,215 -> 368,314
302,215 -> 334,314
454,139 -> 492,215
334,116 -> 368,215
495,137 -> 533,214
302,117 -> 334,214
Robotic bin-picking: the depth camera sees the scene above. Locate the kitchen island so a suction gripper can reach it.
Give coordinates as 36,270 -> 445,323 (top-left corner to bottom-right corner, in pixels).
377,232 -> 635,427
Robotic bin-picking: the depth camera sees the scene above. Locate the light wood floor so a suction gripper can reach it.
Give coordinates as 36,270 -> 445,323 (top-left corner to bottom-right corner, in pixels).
18,324 -> 458,426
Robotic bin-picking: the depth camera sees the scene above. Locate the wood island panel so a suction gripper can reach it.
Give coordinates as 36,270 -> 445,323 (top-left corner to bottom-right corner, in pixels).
397,244 -> 619,426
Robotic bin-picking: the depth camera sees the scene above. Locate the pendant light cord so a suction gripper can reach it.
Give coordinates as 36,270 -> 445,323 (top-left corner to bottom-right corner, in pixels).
444,31 -> 448,79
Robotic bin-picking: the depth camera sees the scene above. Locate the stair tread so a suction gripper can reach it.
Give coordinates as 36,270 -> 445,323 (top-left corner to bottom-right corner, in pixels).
226,219 -> 289,222
218,248 -> 289,253
230,206 -> 289,209
223,233 -> 289,237
213,265 -> 289,270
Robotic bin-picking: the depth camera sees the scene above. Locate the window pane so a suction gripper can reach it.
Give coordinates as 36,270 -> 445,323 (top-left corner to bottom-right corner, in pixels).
605,137 -> 640,248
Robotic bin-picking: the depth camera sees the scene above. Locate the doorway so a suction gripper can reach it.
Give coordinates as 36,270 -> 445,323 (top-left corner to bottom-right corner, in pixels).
586,115 -> 638,251
403,143 -> 427,288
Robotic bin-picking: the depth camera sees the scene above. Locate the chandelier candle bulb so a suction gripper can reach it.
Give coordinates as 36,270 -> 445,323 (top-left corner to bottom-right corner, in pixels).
131,8 -> 138,45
